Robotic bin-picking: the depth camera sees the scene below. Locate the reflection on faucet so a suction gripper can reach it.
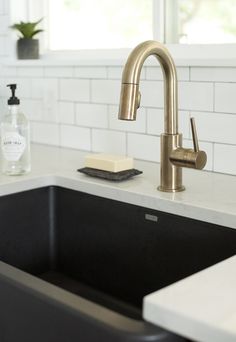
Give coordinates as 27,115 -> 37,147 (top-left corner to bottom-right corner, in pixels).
118,40 -> 207,192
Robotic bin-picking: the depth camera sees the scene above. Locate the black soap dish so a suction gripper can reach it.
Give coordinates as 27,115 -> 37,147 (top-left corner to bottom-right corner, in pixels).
78,167 -> 142,181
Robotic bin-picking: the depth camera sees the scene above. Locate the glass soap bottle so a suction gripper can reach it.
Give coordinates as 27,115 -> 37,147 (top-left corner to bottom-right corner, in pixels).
1,84 -> 31,175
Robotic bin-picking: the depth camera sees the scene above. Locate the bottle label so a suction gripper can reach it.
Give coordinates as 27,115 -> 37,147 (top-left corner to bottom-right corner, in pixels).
1,132 -> 26,161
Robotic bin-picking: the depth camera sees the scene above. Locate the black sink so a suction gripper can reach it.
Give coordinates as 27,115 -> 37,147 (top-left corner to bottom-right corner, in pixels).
0,186 -> 235,342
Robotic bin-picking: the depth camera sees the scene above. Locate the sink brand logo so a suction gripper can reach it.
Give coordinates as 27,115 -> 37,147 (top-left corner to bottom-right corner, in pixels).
1,132 -> 26,161
145,214 -> 158,222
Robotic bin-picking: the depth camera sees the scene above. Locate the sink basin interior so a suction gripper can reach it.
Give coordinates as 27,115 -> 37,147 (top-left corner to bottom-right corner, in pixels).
0,186 -> 236,321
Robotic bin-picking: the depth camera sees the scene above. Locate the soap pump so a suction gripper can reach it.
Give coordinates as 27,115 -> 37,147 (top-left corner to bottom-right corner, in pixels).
1,84 -> 31,175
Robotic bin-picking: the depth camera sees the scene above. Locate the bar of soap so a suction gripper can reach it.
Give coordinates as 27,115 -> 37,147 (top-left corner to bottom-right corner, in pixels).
85,153 -> 133,173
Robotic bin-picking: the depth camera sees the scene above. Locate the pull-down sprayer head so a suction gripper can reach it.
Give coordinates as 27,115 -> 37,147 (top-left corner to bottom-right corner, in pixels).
118,40 -> 178,134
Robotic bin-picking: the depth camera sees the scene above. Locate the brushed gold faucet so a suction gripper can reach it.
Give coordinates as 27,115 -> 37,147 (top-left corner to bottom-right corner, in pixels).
118,40 -> 207,192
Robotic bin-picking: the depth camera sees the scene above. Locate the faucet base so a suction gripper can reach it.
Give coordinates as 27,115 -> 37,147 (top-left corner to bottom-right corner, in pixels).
157,185 -> 185,193
159,133 -> 184,193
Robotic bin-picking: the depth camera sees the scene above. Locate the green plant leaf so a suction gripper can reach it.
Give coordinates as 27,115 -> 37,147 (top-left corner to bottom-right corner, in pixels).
10,18 -> 44,39
31,29 -> 44,38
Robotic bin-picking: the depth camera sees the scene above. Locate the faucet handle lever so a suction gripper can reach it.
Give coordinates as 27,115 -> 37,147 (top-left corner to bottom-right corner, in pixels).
170,117 -> 207,170
190,117 -> 199,152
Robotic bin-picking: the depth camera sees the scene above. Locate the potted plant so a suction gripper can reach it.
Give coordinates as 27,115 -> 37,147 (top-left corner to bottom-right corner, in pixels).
10,18 -> 43,60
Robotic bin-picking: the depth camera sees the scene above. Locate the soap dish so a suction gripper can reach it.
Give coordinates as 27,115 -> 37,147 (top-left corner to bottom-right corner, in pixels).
77,167 -> 142,181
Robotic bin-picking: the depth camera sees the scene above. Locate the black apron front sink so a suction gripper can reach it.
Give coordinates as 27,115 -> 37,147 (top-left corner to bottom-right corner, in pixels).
0,186 -> 235,342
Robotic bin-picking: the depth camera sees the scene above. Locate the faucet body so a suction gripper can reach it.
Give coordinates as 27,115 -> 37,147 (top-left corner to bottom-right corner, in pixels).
118,41 -> 206,192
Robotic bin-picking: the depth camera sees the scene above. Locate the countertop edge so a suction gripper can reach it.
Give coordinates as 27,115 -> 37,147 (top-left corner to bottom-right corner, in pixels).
0,173 -> 234,229
143,256 -> 236,342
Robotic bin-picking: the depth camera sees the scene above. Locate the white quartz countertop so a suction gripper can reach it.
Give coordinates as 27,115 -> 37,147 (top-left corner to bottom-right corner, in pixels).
143,255 -> 236,342
0,143 -> 235,229
0,144 -> 236,342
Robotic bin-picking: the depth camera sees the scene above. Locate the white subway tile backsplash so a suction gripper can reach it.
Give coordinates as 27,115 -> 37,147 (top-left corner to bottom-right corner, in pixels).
215,83 -> 236,113
0,0 -> 236,176
31,78 -> 58,100
31,78 -> 59,122
0,1 -> 4,14
75,67 -> 107,79
31,122 -> 60,146
1,24 -> 236,178
91,80 -> 120,104
17,67 -> 44,78
44,67 -> 74,78
60,125 -> 91,150
31,79 -> 46,99
179,82 -> 214,111
59,79 -> 90,102
191,67 -> 236,82
0,65 -> 17,77
107,67 -> 123,79
147,108 -> 164,136
41,103 -> 59,123
0,15 -> 8,34
58,102 -> 75,124
0,37 -> 6,55
76,103 -> 108,128
178,67 -> 190,81
147,109 -> 190,138
16,78 -> 32,98
2,0 -> 8,13
191,111 -> 236,144
22,99 -> 43,121
146,67 -> 189,81
107,66 -> 146,80
128,133 -> 160,162
214,144 -> 236,175
140,81 -> 164,108
145,67 -> 162,81
92,129 -> 126,154
109,105 -> 146,133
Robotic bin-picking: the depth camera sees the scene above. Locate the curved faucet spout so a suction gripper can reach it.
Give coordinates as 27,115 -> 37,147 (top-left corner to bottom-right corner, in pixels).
118,40 -> 178,134
118,40 -> 207,192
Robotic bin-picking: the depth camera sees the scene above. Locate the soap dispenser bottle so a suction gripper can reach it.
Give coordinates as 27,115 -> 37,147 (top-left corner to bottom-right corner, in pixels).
1,84 -> 31,175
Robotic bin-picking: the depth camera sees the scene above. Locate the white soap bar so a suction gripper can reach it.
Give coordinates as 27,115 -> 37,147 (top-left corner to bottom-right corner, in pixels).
85,153 -> 133,172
